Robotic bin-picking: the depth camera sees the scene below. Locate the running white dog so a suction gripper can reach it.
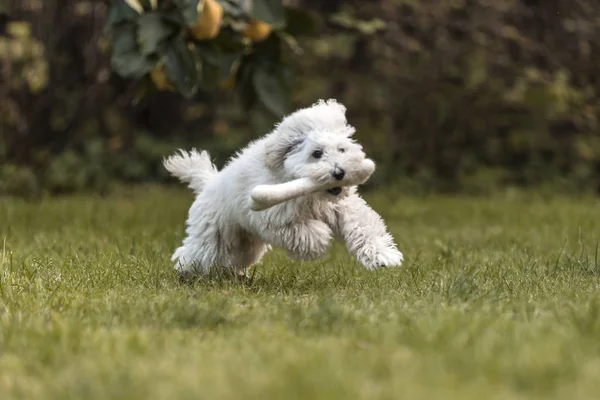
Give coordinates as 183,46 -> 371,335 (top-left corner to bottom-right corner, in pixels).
164,99 -> 403,277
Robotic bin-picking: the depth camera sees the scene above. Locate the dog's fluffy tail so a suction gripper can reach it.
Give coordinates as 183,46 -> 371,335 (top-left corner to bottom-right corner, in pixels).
163,149 -> 218,194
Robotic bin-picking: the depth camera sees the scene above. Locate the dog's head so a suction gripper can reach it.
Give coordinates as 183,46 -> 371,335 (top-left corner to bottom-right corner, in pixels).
264,99 -> 375,196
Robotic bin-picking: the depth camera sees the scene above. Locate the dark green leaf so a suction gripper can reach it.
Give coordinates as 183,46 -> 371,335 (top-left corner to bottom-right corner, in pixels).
211,28 -> 247,52
161,9 -> 186,26
111,51 -> 154,78
165,37 -> 200,98
104,0 -> 139,31
196,46 -> 242,90
111,24 -> 138,55
110,24 -> 154,78
198,44 -> 242,73
251,0 -> 285,28
172,0 -> 200,28
252,62 -> 289,117
196,44 -> 221,66
219,0 -> 250,17
137,13 -> 174,55
218,52 -> 243,77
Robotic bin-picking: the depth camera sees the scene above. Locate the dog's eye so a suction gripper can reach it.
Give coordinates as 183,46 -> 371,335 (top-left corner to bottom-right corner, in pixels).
339,148 -> 345,153
312,150 -> 323,159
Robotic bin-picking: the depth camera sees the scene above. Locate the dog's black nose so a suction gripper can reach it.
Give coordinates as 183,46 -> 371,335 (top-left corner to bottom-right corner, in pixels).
333,168 -> 345,181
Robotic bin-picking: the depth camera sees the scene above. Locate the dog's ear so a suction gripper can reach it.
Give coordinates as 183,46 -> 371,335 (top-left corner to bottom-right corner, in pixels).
264,134 -> 305,170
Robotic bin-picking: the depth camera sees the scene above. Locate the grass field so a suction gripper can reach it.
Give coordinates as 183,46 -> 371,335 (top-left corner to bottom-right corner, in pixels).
1,186 -> 600,399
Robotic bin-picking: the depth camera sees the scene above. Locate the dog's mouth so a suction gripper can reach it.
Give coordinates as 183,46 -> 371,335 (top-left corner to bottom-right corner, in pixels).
326,187 -> 342,196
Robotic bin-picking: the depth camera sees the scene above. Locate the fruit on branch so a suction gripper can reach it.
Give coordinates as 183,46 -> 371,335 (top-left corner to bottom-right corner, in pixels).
242,19 -> 272,42
189,0 -> 224,41
105,0 -> 301,115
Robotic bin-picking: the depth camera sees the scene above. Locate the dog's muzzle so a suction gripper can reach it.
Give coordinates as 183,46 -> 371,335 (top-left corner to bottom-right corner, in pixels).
332,167 -> 345,181
326,167 -> 344,195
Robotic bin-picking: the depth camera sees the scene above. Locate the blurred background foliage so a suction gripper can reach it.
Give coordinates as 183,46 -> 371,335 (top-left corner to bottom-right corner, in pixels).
1,0 -> 600,199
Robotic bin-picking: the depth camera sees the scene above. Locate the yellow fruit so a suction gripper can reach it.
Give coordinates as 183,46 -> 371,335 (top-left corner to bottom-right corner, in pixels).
150,67 -> 174,91
189,0 -> 223,41
242,19 -> 272,42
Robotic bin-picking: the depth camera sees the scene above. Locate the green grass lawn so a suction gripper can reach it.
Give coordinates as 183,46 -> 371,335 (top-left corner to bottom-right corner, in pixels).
1,186 -> 600,399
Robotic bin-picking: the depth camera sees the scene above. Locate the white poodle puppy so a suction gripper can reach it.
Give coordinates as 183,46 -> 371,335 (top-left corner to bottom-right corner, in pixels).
164,99 -> 403,277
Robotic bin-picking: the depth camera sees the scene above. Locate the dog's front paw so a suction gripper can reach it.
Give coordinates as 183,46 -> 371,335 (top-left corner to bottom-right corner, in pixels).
357,246 -> 404,270
375,247 -> 404,268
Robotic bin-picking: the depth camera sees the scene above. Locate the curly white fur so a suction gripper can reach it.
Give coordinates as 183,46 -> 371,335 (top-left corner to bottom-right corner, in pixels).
164,99 -> 403,276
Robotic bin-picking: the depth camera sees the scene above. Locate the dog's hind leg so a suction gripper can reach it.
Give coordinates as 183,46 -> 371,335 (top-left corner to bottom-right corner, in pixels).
335,193 -> 403,270
171,210 -> 230,276
174,218 -> 269,279
230,231 -> 270,277
171,237 -> 220,277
